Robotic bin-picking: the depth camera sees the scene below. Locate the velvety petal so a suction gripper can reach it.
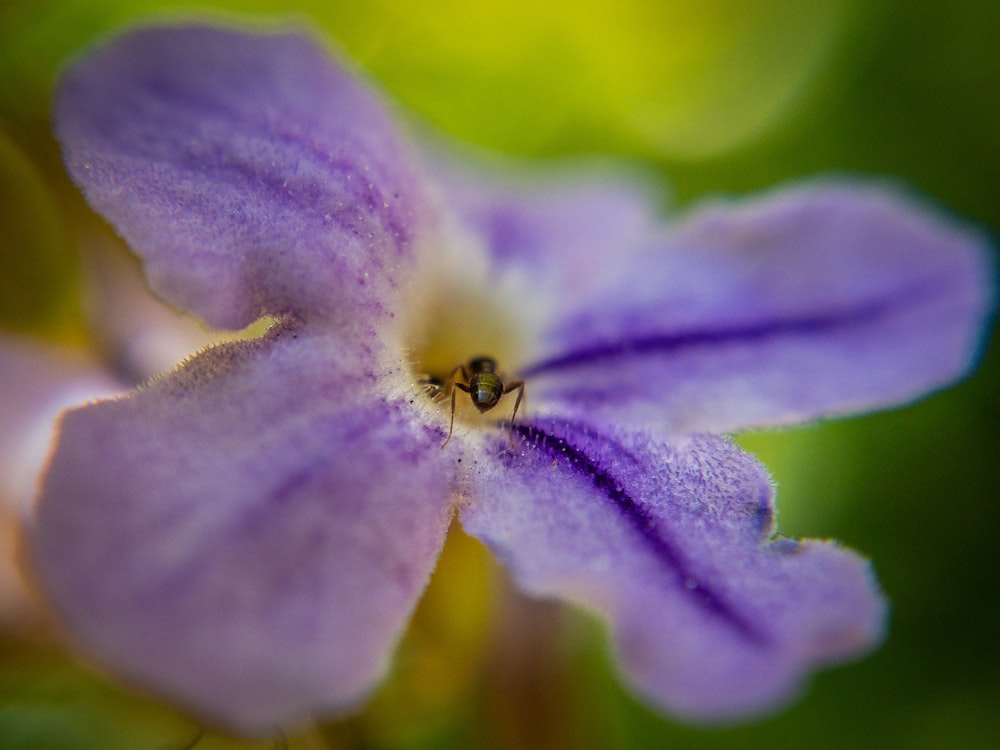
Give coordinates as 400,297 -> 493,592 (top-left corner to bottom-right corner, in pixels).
431,153 -> 662,300
30,321 -> 453,734
80,237 -> 219,383
521,183 -> 993,433
461,418 -> 885,721
0,334 -> 120,515
56,25 -> 437,330
0,336 -> 119,625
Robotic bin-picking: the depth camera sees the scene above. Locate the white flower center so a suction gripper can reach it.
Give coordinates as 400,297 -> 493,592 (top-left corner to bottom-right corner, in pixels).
400,218 -> 532,437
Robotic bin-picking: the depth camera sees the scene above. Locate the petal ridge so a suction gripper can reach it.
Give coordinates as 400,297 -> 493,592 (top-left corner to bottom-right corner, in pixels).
508,421 -> 765,644
524,280 -> 933,377
524,182 -> 993,433
462,418 -> 885,721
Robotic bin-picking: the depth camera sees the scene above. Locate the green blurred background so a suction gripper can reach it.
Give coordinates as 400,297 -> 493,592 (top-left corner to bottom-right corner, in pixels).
0,1 -> 997,748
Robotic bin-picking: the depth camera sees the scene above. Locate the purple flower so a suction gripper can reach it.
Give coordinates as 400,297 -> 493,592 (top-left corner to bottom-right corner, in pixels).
29,23 -> 992,735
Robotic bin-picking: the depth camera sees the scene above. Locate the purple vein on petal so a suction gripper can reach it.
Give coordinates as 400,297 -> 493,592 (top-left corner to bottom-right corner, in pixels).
510,423 -> 767,645
522,283 -> 936,378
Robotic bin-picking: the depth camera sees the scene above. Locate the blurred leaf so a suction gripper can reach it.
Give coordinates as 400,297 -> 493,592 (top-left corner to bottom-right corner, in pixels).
0,129 -> 77,333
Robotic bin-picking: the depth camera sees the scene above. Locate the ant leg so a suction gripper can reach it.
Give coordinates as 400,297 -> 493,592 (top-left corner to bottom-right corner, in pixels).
439,364 -> 466,395
504,380 -> 525,447
427,364 -> 466,403
441,381 -> 470,449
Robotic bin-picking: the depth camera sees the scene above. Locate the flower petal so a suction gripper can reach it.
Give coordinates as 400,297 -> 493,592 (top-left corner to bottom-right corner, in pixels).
0,335 -> 120,625
29,322 -> 453,733
433,155 -> 661,298
0,334 -> 120,516
56,24 -> 436,330
460,418 -> 885,721
80,238 -> 219,382
522,183 -> 993,433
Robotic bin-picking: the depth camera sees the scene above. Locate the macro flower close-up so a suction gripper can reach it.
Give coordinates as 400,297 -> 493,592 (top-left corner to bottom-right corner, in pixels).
12,18 -> 992,743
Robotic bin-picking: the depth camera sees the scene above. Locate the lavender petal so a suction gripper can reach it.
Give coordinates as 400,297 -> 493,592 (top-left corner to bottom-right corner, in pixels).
55,25 -> 436,330
522,183 -> 993,433
461,417 -> 886,721
433,155 -> 661,300
29,321 -> 453,733
0,334 -> 121,515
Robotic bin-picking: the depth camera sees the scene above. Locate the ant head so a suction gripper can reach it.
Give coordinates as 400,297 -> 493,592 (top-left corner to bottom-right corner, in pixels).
467,356 -> 497,373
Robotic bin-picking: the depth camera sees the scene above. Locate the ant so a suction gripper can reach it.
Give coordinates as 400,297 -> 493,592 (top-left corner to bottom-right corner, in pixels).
433,356 -> 525,448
